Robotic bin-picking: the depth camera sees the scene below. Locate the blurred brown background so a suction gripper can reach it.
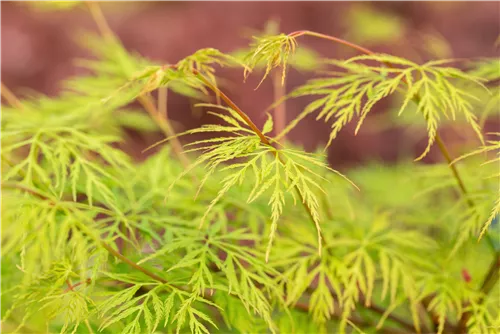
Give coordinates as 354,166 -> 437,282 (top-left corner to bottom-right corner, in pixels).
2,1 -> 499,167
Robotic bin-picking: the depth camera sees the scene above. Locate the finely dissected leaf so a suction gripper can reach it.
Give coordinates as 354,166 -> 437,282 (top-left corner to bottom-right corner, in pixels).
418,269 -> 467,334
151,107 -> 355,261
109,47 -> 246,101
244,33 -> 298,87
2,10 -> 498,334
285,55 -> 487,158
465,296 -> 500,334
2,127 -> 130,210
231,20 -> 321,76
451,134 -> 500,240
98,285 -> 184,333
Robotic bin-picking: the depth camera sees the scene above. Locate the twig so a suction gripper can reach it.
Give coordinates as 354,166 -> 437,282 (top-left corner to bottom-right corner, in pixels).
289,30 -> 375,56
85,1 -> 115,43
435,132 -> 473,205
64,278 -> 92,293
2,182 -> 51,201
195,71 -> 269,145
158,86 -> 168,119
272,69 -> 287,144
100,242 -> 168,284
1,82 -> 24,110
138,94 -> 192,170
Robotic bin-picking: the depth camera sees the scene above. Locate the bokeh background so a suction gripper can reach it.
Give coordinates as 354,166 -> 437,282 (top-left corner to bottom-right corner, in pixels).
2,1 -> 499,167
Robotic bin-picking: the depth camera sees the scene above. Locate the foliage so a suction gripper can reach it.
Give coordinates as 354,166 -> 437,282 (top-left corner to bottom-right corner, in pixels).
281,55 -> 487,159
452,133 -> 500,240
2,4 -> 499,334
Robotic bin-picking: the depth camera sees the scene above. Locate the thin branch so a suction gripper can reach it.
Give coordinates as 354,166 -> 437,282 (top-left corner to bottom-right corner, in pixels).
1,82 -> 24,110
85,1 -> 115,43
272,69 -> 287,144
100,242 -> 168,284
289,30 -> 376,57
194,71 -> 270,145
64,278 -> 92,293
158,86 -> 168,119
435,132 -> 473,204
138,94 -> 192,170
1,182 -> 51,201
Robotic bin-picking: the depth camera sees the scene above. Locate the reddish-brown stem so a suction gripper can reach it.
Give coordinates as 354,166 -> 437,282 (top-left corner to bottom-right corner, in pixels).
2,183 -> 50,201
194,71 -> 271,145
100,242 -> 168,284
289,30 -> 376,56
64,278 -> 92,293
435,134 -> 475,208
158,86 -> 168,119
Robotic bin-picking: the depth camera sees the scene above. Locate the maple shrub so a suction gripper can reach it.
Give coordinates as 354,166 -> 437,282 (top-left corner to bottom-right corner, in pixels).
1,2 -> 499,334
